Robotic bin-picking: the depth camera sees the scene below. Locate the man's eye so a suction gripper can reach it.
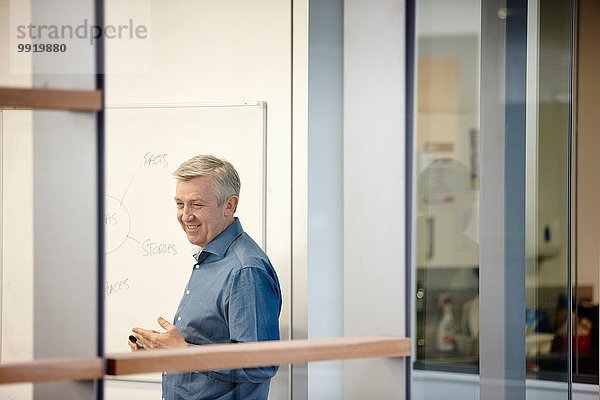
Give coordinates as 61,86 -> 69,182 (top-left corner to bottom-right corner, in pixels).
193,203 -> 203,208
176,203 -> 184,208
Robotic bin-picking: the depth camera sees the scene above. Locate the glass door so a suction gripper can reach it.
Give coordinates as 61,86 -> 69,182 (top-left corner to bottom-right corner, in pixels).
411,0 -> 576,398
572,0 -> 600,388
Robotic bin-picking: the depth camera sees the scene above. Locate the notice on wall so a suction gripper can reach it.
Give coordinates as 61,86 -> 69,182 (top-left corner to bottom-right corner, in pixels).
423,158 -> 456,205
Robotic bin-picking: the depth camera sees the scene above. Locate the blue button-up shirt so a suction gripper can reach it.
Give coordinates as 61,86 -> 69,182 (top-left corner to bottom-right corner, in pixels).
162,219 -> 282,400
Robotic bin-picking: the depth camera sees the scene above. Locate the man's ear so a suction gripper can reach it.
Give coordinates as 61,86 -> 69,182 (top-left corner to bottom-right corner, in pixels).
224,196 -> 239,216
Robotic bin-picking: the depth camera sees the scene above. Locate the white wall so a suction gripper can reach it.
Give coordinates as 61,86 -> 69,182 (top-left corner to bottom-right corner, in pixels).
0,0 -> 32,87
0,111 -> 34,400
0,2 -> 35,399
344,1 -> 407,399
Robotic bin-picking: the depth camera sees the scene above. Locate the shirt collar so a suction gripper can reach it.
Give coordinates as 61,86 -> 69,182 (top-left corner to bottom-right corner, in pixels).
194,218 -> 243,262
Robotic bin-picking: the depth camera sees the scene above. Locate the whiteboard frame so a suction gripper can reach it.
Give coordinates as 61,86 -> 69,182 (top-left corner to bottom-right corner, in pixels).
104,101 -> 268,251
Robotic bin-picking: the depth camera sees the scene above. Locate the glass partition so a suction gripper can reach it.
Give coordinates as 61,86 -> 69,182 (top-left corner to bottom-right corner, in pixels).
413,0 -> 481,378
413,0 -> 576,398
525,0 -> 571,385
572,0 -> 600,386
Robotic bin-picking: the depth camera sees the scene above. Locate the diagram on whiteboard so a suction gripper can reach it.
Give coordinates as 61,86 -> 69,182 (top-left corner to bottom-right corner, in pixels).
105,152 -> 178,257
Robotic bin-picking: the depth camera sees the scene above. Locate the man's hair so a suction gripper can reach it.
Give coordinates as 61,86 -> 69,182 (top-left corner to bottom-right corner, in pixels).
173,155 -> 241,206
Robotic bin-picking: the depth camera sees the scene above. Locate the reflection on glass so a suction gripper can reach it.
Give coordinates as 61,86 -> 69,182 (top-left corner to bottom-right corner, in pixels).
524,0 -> 571,384
574,0 -> 600,385
414,0 -> 481,379
414,0 -> 581,396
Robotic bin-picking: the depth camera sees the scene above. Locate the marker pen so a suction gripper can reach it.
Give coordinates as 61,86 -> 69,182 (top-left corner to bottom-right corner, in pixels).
129,334 -> 144,348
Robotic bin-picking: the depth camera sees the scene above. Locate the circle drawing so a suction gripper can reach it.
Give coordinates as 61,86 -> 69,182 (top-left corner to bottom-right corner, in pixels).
105,194 -> 132,254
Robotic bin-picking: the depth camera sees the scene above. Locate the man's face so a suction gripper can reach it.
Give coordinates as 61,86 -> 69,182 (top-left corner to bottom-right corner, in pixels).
174,176 -> 237,248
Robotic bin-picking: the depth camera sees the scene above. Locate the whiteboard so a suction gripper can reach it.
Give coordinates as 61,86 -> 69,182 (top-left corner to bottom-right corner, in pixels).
104,103 -> 267,366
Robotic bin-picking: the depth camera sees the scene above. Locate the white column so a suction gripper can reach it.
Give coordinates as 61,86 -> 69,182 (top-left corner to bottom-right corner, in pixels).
344,1 -> 407,399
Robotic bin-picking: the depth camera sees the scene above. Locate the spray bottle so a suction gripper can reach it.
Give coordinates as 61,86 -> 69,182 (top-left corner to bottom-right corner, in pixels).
436,294 -> 455,352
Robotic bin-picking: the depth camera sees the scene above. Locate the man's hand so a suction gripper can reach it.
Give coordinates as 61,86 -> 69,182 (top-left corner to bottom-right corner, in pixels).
128,340 -> 144,351
131,317 -> 187,350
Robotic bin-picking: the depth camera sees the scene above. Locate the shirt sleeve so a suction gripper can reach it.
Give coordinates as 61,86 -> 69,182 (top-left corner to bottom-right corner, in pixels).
208,265 -> 282,383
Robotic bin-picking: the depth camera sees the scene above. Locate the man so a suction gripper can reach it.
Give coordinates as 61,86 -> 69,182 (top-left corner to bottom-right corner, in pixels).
130,154 -> 282,400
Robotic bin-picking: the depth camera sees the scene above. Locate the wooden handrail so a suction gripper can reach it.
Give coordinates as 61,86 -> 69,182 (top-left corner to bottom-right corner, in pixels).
0,357 -> 103,384
0,87 -> 102,111
106,336 -> 410,376
0,337 -> 410,384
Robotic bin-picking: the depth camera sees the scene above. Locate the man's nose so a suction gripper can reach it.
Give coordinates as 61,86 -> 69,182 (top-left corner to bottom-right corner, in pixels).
182,207 -> 194,221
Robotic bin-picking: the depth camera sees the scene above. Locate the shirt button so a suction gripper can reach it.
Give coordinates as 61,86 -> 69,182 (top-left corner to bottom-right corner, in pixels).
177,316 -> 182,321
186,290 -> 190,295
194,265 -> 199,269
